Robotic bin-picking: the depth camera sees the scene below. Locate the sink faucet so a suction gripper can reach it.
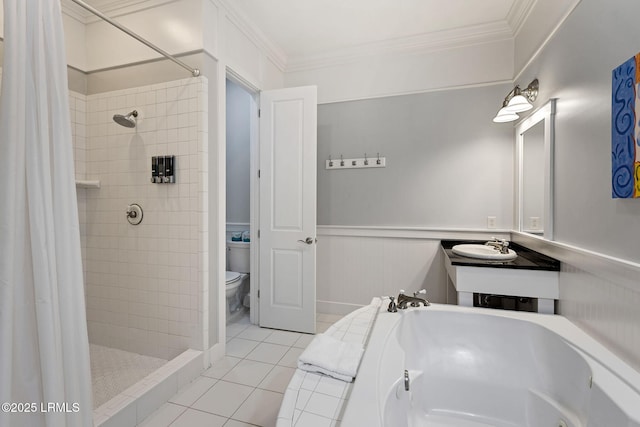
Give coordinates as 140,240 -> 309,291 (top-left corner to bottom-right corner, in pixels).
485,237 -> 510,254
397,289 -> 430,309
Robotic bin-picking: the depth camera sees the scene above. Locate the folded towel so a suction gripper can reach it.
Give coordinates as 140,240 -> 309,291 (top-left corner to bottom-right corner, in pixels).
297,333 -> 364,382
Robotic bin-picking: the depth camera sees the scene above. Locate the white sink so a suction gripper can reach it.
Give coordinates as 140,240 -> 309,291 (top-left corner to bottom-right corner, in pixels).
452,244 -> 517,261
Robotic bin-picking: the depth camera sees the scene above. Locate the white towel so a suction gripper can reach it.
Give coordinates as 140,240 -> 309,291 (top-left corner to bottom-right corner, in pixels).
297,333 -> 364,382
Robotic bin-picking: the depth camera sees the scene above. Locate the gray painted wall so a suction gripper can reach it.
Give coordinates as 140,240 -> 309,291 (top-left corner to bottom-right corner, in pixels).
317,84 -> 515,229
516,0 -> 640,262
226,79 -> 251,224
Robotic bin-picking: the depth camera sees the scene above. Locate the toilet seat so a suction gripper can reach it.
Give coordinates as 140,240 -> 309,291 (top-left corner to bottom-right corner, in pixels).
226,271 -> 242,285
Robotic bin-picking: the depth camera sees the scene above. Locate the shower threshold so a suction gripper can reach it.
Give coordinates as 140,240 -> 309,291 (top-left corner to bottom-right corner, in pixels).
91,344 -> 167,408
91,346 -> 203,427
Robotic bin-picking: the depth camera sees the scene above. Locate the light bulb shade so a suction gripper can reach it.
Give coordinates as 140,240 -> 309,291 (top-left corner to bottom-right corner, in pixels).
504,94 -> 533,113
493,107 -> 519,123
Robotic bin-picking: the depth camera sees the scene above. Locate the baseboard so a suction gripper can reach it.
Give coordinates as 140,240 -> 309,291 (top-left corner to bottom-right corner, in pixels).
207,342 -> 225,367
316,300 -> 364,316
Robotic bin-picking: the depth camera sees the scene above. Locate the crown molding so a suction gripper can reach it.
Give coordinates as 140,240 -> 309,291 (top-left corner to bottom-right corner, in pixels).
513,0 -> 581,80
60,0 -> 567,78
506,0 -> 537,36
60,0 -> 288,72
286,21 -> 513,73
61,0 -> 180,24
60,0 -> 90,22
215,0 -> 288,72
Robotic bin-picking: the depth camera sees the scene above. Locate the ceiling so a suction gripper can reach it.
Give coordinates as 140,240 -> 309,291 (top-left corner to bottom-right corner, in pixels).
223,0 -> 534,69
226,0 -> 532,59
65,0 -> 535,69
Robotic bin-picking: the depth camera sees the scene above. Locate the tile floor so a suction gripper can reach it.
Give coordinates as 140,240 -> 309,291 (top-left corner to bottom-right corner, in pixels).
138,312 -> 344,427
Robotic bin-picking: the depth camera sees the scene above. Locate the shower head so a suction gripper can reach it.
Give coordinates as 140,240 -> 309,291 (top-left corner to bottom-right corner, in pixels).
113,110 -> 138,128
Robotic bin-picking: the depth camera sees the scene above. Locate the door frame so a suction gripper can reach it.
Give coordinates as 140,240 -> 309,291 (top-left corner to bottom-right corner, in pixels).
225,69 -> 261,325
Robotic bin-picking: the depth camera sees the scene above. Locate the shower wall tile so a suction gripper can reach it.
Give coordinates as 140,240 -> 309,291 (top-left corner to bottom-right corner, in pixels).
83,77 -> 208,360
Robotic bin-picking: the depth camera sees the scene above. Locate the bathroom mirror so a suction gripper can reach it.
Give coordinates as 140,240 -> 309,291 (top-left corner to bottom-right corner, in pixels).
516,99 -> 555,240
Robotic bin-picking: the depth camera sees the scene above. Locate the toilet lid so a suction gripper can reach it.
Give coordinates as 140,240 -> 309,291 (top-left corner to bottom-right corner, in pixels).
226,271 -> 242,285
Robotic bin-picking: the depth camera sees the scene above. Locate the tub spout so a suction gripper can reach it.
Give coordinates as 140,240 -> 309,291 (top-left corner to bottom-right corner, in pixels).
397,291 -> 430,309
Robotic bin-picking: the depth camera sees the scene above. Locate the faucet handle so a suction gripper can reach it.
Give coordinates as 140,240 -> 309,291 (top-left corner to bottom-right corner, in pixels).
414,289 -> 426,297
399,289 -> 406,295
387,296 -> 398,313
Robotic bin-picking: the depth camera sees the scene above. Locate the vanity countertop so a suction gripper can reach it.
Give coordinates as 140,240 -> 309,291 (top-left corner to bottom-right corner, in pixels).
441,240 -> 560,271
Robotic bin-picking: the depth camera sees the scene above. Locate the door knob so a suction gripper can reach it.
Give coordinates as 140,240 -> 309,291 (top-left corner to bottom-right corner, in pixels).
297,237 -> 316,245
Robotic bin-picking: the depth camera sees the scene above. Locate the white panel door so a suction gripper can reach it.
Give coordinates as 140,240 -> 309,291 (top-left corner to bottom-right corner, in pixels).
259,86 -> 317,333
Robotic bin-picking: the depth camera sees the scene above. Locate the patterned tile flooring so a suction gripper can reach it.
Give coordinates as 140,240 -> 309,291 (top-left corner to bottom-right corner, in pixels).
90,344 -> 167,408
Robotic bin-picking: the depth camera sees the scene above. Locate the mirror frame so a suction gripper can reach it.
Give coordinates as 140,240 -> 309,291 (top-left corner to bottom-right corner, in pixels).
515,99 -> 555,240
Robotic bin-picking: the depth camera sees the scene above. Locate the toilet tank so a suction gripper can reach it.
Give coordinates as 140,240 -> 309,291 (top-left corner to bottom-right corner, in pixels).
228,241 -> 250,273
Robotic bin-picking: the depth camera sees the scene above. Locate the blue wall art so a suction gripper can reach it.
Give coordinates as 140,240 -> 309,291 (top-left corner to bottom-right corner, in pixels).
612,54 -> 640,198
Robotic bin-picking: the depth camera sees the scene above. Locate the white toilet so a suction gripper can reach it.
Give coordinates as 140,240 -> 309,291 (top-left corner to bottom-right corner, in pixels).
226,240 -> 250,324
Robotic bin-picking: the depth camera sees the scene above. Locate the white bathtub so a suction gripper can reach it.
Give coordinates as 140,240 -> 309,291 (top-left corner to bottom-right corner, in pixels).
341,303 -> 640,427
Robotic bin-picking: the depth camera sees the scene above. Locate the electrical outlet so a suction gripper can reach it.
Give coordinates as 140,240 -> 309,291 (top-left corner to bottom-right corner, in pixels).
530,217 -> 540,230
487,216 -> 497,229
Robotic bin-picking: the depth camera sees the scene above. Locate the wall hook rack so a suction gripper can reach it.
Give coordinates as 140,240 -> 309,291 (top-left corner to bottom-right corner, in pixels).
326,153 -> 386,170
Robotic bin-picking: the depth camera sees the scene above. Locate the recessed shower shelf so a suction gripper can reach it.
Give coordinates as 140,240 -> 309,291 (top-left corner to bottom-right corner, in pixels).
75,180 -> 101,189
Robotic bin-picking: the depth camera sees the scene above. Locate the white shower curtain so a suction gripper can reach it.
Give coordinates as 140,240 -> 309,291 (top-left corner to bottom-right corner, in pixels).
0,1 -> 94,426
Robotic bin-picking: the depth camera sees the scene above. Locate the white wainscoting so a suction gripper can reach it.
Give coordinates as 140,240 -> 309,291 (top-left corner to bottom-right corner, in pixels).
316,226 -> 509,315
511,232 -> 640,373
315,226 -> 640,373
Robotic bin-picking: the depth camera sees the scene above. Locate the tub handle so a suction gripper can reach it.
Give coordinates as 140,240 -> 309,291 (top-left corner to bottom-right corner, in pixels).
387,296 -> 397,312
404,370 -> 410,391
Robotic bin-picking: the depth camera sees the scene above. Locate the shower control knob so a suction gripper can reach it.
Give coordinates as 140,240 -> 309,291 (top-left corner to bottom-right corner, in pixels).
126,204 -> 143,225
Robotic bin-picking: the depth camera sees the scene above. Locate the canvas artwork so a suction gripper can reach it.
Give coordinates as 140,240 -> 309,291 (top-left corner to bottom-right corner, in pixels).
612,54 -> 640,198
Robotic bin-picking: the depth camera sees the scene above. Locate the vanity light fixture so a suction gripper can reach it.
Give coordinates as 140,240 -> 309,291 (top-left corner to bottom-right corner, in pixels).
492,78 -> 539,123
493,102 -> 520,123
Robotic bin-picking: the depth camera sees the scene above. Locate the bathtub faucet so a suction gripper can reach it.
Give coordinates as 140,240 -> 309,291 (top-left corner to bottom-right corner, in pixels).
485,237 -> 510,254
397,289 -> 430,309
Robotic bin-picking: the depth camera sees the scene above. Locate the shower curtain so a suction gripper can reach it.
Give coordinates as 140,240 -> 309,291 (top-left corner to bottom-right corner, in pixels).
0,0 -> 94,426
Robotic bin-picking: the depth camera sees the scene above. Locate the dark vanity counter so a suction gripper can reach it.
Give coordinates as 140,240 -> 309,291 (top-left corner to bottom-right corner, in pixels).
441,240 -> 560,271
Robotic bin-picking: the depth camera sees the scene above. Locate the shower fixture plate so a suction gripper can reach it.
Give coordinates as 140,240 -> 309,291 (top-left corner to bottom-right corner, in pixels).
126,203 -> 143,225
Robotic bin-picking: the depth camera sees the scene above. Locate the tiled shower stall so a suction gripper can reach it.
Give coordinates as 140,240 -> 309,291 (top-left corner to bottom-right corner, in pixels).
79,77 -> 209,360
69,76 -> 210,416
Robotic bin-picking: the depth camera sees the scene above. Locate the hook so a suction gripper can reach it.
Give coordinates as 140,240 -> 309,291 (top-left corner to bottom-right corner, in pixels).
364,153 -> 369,166
329,155 -> 333,167
340,154 -> 344,167
376,153 -> 381,165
